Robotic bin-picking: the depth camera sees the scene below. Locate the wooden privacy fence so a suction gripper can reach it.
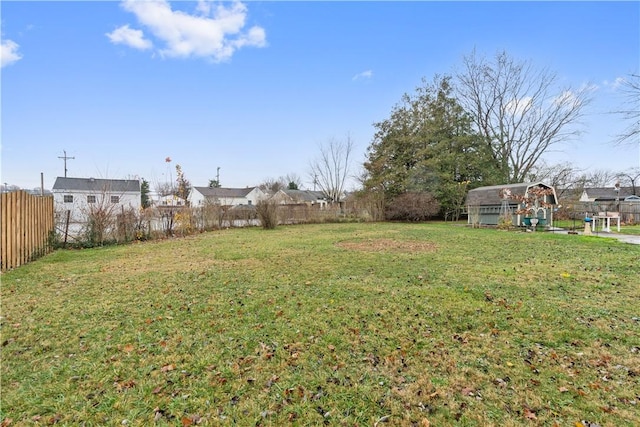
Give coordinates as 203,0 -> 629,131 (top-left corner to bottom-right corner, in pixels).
1,191 -> 54,271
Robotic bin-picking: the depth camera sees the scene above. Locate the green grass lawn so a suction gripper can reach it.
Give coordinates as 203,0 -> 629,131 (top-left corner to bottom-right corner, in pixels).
2,223 -> 639,426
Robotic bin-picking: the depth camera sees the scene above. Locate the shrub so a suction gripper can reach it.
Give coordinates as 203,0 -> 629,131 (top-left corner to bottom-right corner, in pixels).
256,200 -> 278,229
385,191 -> 440,221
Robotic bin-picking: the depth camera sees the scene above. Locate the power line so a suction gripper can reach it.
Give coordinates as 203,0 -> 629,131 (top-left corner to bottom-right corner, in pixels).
58,150 -> 75,177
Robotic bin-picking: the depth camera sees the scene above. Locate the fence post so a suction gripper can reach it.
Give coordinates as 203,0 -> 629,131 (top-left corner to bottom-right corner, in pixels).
64,210 -> 71,248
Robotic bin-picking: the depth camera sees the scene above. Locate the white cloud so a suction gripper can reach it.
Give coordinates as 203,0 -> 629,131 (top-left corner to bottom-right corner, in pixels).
106,24 -> 152,50
352,70 -> 373,81
114,0 -> 266,62
553,90 -> 581,109
505,96 -> 532,116
603,76 -> 626,91
1,39 -> 22,68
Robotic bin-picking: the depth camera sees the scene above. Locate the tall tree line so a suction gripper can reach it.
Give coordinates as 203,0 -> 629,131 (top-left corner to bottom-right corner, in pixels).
362,50 -> 592,220
363,75 -> 498,220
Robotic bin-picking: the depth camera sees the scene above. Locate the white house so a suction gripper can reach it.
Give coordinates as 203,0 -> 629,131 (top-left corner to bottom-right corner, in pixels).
52,177 -> 141,233
190,186 -> 266,207
579,186 -> 637,203
152,193 -> 188,207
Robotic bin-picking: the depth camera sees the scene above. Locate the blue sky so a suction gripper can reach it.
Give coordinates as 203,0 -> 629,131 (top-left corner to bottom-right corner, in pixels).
2,1 -> 639,191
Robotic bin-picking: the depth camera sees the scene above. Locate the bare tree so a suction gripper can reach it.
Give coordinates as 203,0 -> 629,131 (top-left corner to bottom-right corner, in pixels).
155,182 -> 174,197
283,173 -> 303,190
259,177 -> 285,194
613,74 -> 640,150
526,161 -> 581,200
575,169 -> 618,189
456,50 -> 592,183
616,167 -> 640,195
259,173 -> 304,194
309,135 -> 354,203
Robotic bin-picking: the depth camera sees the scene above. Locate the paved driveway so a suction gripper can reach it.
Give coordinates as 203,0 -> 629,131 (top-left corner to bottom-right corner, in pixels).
549,229 -> 640,245
585,232 -> 640,245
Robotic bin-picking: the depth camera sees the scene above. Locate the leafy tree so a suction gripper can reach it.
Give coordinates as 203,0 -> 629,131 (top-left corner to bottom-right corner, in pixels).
287,181 -> 299,190
456,50 -> 592,183
175,164 -> 191,204
140,178 -> 151,208
363,75 -> 497,219
208,179 -> 221,188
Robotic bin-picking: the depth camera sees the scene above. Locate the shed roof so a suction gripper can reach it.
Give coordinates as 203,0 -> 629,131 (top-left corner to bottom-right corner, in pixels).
279,189 -> 326,203
465,182 -> 555,206
53,177 -> 140,193
193,186 -> 258,198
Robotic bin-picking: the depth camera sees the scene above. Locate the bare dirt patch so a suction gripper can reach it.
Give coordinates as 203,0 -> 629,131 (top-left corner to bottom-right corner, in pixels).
336,238 -> 437,253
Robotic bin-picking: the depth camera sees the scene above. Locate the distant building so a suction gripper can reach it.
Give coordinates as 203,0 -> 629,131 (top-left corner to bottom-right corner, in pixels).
270,189 -> 328,209
465,182 -> 558,227
52,177 -> 141,234
579,186 -> 637,203
190,186 -> 266,207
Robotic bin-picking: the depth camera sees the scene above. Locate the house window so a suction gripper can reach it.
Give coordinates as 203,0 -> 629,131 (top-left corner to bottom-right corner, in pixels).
63,195 -> 73,203
87,195 -> 96,203
248,200 -> 252,205
111,195 -> 120,203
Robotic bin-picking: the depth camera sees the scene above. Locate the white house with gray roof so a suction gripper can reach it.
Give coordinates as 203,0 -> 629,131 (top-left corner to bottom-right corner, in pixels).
190,186 -> 266,207
52,177 -> 141,232
579,186 -> 638,203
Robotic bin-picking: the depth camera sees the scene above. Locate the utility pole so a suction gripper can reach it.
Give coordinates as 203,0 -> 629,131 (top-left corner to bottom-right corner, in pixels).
217,167 -> 220,187
58,150 -> 75,177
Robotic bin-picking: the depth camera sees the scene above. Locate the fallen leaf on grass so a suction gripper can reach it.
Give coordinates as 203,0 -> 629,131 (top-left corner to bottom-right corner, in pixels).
460,387 -> 474,396
161,364 -> 175,372
577,422 -> 602,427
265,375 -> 279,388
523,408 -> 537,420
558,386 -> 569,393
115,379 -> 136,391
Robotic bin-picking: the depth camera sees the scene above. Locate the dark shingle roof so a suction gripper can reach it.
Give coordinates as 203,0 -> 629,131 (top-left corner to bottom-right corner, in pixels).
52,177 -> 140,192
583,187 -> 636,201
465,182 -> 556,206
193,187 -> 257,198
280,189 -> 326,203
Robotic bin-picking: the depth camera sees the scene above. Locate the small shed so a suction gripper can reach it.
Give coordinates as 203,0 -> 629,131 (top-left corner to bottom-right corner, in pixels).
466,182 -> 558,227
